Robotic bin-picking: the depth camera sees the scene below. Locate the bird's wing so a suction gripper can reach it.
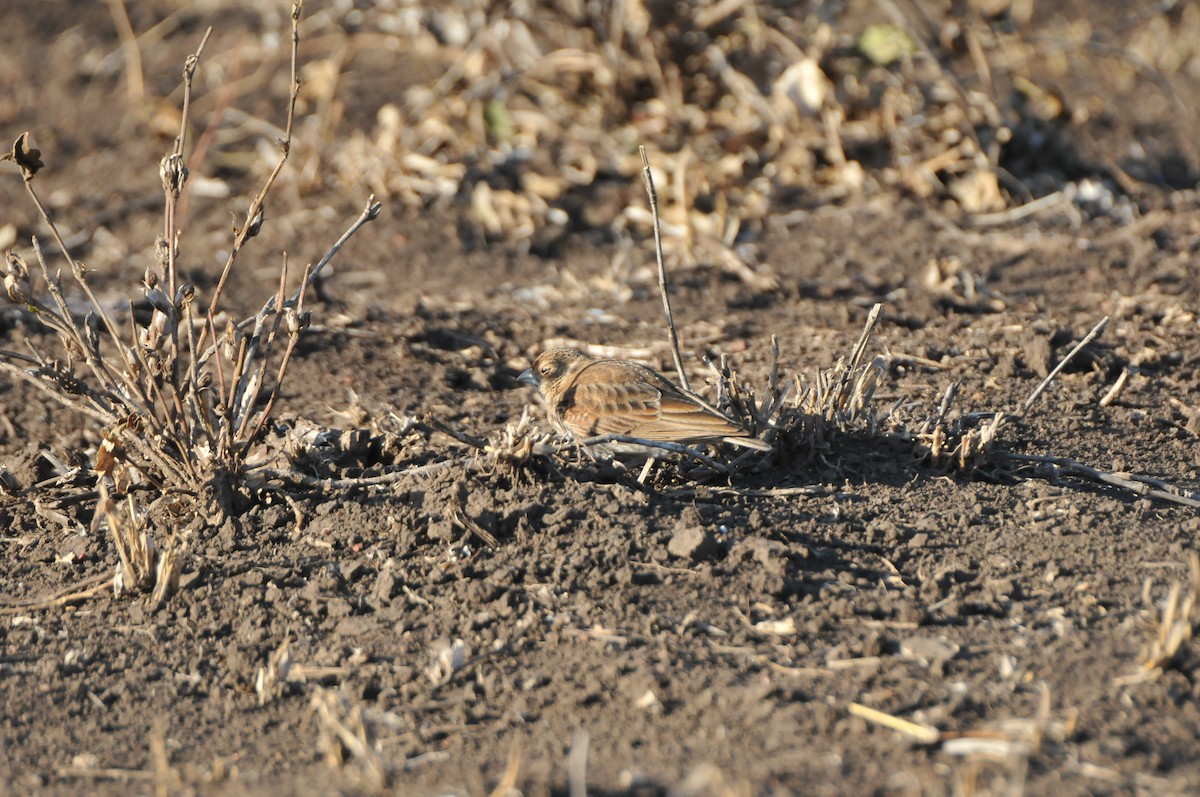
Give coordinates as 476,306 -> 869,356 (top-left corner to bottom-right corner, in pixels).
566,361 -> 745,442
566,376 -> 664,437
652,386 -> 747,439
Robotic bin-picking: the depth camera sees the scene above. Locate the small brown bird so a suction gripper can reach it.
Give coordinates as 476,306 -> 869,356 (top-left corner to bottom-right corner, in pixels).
518,347 -> 771,456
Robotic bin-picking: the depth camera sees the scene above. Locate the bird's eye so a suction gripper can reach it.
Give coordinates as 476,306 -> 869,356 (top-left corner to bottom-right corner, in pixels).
539,363 -> 553,375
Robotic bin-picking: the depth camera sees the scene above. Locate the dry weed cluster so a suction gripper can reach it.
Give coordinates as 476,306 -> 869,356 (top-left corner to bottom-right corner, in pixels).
2,4 -> 380,604
2,7 -> 378,514
1132,553 -> 1200,681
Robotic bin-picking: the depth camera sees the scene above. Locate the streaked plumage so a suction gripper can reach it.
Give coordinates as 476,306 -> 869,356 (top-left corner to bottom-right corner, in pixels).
518,347 -> 771,456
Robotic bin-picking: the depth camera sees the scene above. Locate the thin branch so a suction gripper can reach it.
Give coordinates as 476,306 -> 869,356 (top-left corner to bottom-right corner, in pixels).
125,308 -> 172,431
831,302 -> 882,411
257,254 -> 292,368
173,27 -> 213,159
21,188 -> 137,382
969,190 -> 1065,227
206,311 -> 229,416
679,484 -> 830,499
256,457 -> 469,491
568,729 -> 589,797
231,258 -> 294,439
245,269 -> 310,443
182,296 -> 217,449
24,337 -> 121,418
239,195 -> 383,330
0,361 -> 114,424
847,303 -> 882,375
1003,452 -> 1200,509
1099,366 -> 1132,408
423,415 -> 488,449
0,572 -> 115,616
29,237 -> 133,398
160,26 -> 213,411
1022,316 -> 1108,414
0,357 -> 189,489
451,506 -> 500,548
202,3 -> 303,330
848,702 -> 941,745
639,146 -> 689,391
0,349 -> 40,365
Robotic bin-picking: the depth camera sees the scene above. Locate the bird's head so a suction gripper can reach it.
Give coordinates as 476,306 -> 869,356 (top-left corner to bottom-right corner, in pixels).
518,347 -> 590,397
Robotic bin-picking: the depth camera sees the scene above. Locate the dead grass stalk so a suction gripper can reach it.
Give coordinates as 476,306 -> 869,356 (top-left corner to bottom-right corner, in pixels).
0,3 -> 381,517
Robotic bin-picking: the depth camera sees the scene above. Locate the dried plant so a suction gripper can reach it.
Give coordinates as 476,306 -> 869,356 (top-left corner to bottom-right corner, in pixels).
256,637 -> 293,706
94,482 -> 182,608
1132,552 -> 1200,679
483,406 -> 557,470
310,687 -> 390,788
705,305 -> 889,453
903,383 -> 1008,473
702,302 -> 1009,477
0,4 -> 380,514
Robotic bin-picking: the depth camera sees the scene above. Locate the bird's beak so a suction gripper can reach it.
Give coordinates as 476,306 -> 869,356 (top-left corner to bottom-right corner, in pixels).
517,369 -> 538,387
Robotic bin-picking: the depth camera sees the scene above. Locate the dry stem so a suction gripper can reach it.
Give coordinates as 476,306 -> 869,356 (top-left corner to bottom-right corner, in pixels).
1022,316 -> 1108,414
640,146 -> 689,391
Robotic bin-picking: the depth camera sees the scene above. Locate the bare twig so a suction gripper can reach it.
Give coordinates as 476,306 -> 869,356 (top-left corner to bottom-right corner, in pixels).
451,506 -> 500,548
246,269 -> 310,444
56,766 -> 157,782
0,572 -> 114,615
159,25 -> 212,410
30,230 -> 139,391
640,146 -> 689,391
969,191 -> 1066,227
847,303 -> 882,377
423,415 -> 488,449
0,349 -> 39,366
150,716 -> 177,797
1002,452 -> 1200,509
668,484 -> 830,500
238,195 -> 383,330
568,729 -> 589,797
1100,367 -> 1131,408
203,3 -> 303,327
848,702 -> 941,745
1022,317 -> 1108,414
0,361 -> 114,424
256,458 -> 470,491
173,28 -> 212,159
487,745 -> 524,797
206,312 -> 229,412
28,211 -> 140,388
